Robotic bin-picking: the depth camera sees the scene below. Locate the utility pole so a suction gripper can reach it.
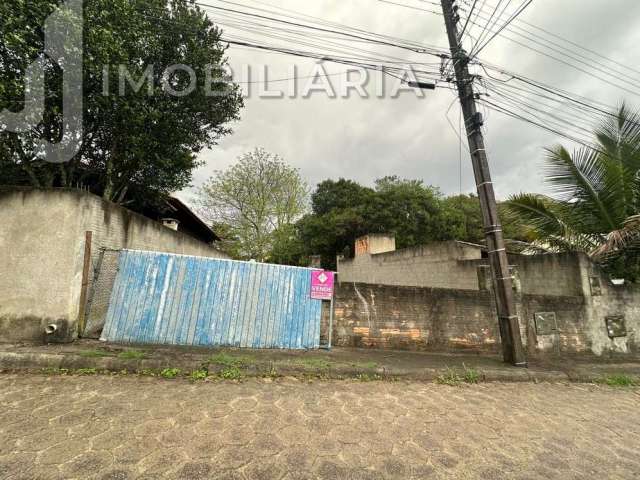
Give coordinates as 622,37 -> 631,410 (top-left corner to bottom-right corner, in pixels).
440,0 -> 527,366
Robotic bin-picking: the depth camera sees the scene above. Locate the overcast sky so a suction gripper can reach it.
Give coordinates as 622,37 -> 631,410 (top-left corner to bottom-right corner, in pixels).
181,0 -> 640,203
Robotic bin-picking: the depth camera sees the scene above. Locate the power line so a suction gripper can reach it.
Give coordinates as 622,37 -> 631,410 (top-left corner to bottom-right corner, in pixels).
458,0 -> 479,41
461,0 -> 640,78
377,0 -> 442,15
469,0 -> 505,56
470,0 -> 532,57
458,0 -> 640,88
192,0 -> 448,57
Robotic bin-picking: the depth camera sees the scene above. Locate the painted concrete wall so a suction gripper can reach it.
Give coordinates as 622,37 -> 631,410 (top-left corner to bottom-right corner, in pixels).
0,188 -> 227,344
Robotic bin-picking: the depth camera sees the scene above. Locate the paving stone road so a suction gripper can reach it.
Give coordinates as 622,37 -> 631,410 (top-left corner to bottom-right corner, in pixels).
1,374 -> 639,480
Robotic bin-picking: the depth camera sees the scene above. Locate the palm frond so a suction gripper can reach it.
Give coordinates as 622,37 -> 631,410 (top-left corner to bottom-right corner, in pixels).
504,193 -> 568,237
592,214 -> 640,260
544,146 -> 618,231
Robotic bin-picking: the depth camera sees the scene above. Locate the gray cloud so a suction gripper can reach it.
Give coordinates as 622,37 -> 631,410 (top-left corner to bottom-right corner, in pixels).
183,0 -> 640,203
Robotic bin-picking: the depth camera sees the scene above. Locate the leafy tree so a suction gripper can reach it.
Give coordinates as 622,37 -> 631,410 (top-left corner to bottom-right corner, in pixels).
198,148 -> 309,261
504,105 -> 640,281
441,194 -> 484,244
312,178 -> 373,215
0,0 -> 242,209
294,176 -> 490,269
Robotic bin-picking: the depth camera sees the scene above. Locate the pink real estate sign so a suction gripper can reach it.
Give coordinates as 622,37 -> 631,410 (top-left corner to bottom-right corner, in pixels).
310,270 -> 335,300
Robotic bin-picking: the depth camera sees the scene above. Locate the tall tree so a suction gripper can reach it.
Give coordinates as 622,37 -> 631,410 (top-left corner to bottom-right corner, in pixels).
294,176 -> 485,269
198,148 -> 309,261
0,0 -> 242,209
504,105 -> 640,281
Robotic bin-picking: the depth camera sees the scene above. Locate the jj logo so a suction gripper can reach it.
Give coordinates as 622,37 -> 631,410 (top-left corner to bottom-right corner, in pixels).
0,0 -> 83,164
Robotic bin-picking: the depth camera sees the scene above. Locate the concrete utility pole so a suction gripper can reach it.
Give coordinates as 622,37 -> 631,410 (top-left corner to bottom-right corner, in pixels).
440,0 -> 527,366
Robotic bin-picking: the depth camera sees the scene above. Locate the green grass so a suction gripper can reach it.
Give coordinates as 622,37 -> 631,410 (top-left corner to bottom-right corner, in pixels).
160,368 -> 181,379
436,366 -> 484,386
117,350 -> 147,360
462,364 -> 481,384
599,374 -> 637,387
298,358 -> 332,370
78,350 -> 112,358
435,368 -> 463,386
356,373 -> 383,382
219,366 -> 243,380
75,368 -> 98,376
209,352 -> 253,368
350,361 -> 378,370
41,367 -> 70,375
189,369 -> 208,381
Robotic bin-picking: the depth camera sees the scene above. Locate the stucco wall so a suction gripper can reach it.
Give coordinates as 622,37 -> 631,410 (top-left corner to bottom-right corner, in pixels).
0,188 -> 227,344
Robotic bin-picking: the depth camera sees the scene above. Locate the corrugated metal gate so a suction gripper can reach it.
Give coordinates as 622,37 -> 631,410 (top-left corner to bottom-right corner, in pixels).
101,250 -> 323,349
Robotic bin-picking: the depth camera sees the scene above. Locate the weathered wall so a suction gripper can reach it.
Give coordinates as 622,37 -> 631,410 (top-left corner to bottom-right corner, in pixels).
354,234 -> 396,257
332,282 -> 500,352
338,241 -> 484,291
0,188 -> 227,344
340,240 -> 603,298
331,280 -> 640,357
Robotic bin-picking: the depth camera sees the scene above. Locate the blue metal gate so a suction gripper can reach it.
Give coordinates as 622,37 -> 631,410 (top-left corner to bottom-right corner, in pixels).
101,250 -> 322,349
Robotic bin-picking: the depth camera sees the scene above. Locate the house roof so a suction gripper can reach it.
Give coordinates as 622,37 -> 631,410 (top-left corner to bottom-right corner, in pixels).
163,197 -> 220,243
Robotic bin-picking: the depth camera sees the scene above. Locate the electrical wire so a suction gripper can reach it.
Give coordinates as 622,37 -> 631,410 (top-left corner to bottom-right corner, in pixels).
470,0 -> 532,57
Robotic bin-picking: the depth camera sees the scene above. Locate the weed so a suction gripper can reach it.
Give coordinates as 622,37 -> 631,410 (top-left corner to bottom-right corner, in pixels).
599,374 -> 637,387
189,369 -> 208,381
41,367 -> 70,376
160,368 -> 181,379
209,352 -> 252,368
138,369 -> 158,377
462,364 -> 481,384
351,361 -> 378,370
219,366 -> 243,380
117,350 -> 147,360
356,373 -> 382,382
262,363 -> 279,379
435,368 -> 462,386
78,350 -> 112,358
75,368 -> 98,376
299,358 -> 331,370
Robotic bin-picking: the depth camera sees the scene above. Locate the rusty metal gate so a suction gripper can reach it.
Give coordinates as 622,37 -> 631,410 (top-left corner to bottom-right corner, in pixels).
100,250 -> 323,349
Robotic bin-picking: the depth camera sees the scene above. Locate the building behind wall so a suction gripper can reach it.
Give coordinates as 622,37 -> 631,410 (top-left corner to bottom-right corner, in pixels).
0,188 -> 228,344
333,234 -> 640,357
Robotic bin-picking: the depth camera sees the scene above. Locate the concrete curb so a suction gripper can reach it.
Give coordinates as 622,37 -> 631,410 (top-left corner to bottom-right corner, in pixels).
0,351 -> 574,383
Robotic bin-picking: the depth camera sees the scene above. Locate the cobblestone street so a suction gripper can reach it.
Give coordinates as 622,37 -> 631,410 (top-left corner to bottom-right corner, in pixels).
1,374 -> 639,480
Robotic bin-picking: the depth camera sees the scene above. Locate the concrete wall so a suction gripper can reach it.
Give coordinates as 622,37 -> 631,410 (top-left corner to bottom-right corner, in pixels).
354,234 -> 396,256
340,239 -> 603,298
338,241 -> 484,291
331,279 -> 640,357
0,188 -> 228,344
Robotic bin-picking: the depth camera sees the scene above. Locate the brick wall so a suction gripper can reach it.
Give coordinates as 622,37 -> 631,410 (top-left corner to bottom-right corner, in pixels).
331,282 -> 501,352
330,281 -> 640,356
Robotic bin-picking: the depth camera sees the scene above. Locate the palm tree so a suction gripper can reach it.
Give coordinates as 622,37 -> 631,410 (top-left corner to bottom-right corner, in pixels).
504,104 -> 640,281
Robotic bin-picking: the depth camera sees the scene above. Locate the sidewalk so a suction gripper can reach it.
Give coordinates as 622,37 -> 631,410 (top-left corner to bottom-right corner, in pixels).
1,339 -> 639,384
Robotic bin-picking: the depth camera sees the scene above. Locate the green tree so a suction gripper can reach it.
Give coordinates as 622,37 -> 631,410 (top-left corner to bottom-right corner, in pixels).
504,105 -> 640,281
198,148 -> 309,261
0,0 -> 242,209
295,176 -> 486,270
